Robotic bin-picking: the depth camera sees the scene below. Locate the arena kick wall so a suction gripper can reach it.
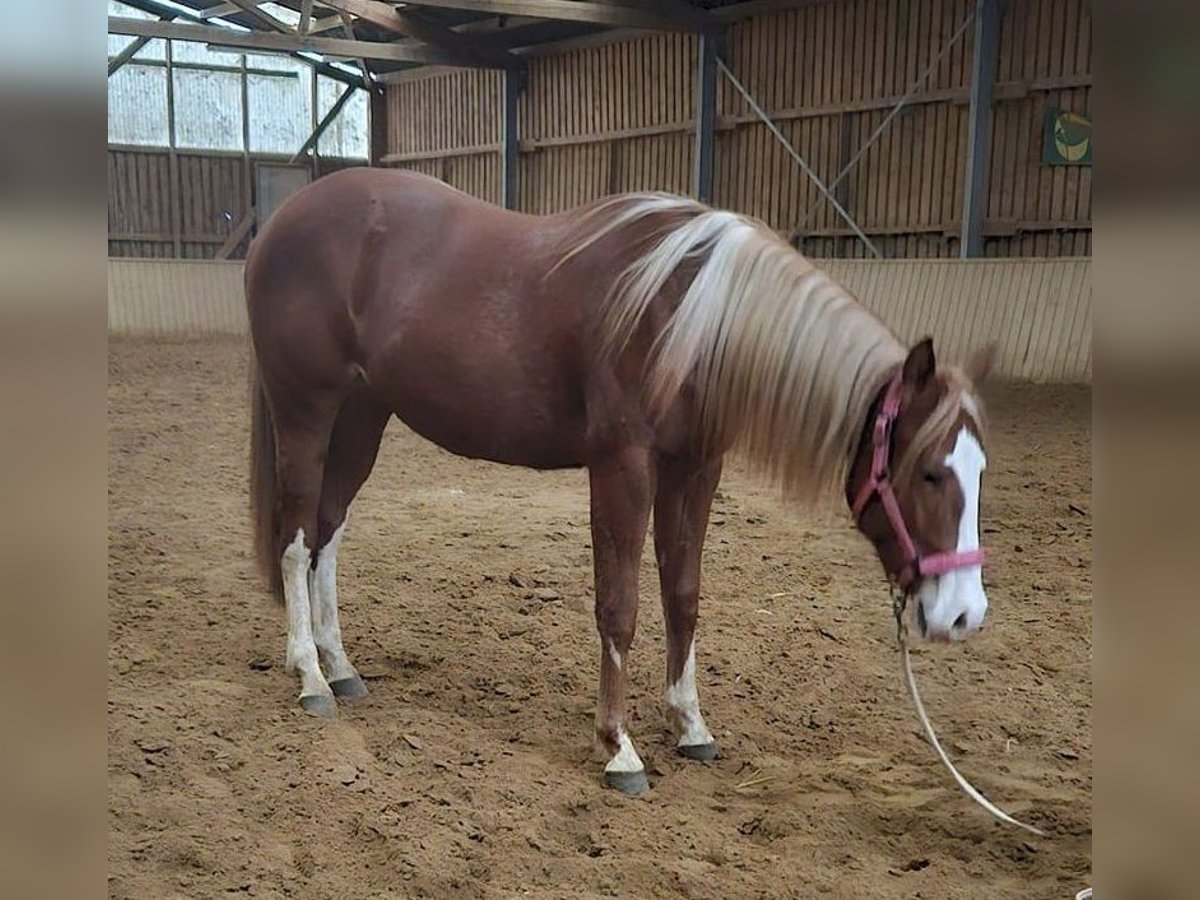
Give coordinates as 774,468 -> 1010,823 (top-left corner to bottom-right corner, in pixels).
107,257 -> 1090,383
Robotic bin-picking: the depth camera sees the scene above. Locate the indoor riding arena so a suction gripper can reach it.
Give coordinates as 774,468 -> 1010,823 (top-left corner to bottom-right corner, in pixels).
107,2 -> 1092,898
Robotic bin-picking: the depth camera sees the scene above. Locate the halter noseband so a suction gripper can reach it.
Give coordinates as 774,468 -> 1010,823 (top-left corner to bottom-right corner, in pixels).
852,371 -> 985,590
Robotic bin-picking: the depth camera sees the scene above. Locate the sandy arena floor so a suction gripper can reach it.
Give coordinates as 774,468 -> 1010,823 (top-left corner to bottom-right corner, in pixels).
108,338 -> 1091,899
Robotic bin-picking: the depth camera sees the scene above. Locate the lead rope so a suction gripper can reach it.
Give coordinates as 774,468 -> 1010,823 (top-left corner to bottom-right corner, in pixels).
892,587 -> 1047,838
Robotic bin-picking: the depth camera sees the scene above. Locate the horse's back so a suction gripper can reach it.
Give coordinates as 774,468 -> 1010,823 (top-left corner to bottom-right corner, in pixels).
245,168 -> 595,468
246,169 -> 499,307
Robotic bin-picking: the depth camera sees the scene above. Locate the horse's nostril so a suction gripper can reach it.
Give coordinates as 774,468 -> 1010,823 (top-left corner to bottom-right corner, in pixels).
953,612 -> 968,632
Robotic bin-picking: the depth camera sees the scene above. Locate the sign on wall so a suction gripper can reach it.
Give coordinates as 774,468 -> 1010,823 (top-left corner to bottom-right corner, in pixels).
1043,108 -> 1092,166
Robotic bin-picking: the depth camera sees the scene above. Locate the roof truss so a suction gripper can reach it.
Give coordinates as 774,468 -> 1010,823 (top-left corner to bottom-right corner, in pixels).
107,0 -> 760,82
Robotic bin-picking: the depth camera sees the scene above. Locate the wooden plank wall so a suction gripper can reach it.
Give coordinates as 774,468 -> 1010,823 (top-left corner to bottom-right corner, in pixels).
106,256 -> 1091,382
107,146 -> 365,259
384,69 -> 503,205
519,33 -> 698,212
381,0 -> 1090,258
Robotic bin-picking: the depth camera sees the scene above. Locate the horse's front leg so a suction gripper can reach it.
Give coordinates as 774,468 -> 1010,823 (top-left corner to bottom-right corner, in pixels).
588,446 -> 654,795
655,454 -> 722,761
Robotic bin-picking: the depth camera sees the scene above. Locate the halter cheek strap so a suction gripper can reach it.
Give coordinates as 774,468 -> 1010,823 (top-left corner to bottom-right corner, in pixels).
852,371 -> 985,587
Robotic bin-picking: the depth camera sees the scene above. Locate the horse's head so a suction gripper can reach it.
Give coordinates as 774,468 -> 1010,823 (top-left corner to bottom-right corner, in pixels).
848,338 -> 997,642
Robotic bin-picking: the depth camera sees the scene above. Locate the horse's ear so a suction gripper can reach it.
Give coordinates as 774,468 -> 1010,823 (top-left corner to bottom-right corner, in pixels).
902,337 -> 936,389
964,343 -> 998,383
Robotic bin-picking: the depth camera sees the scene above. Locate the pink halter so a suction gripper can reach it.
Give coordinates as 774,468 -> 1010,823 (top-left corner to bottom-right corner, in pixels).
852,371 -> 985,588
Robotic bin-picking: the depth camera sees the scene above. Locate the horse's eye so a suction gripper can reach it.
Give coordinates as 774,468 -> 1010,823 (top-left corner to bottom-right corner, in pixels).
923,471 -> 942,486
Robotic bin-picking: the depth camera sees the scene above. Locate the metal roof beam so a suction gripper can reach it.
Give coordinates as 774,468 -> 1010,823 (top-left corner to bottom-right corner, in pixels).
602,0 -> 712,32
316,0 -> 519,68
337,11 -> 374,83
712,0 -> 840,21
114,0 -> 369,88
472,19 -> 604,51
109,32 -> 158,77
393,1 -> 706,31
108,16 -> 470,67
222,0 -> 294,33
199,1 -> 255,17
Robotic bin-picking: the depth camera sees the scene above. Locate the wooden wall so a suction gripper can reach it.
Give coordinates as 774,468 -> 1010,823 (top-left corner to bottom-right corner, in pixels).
382,0 -> 1091,258
384,68 -> 504,205
107,145 -> 365,259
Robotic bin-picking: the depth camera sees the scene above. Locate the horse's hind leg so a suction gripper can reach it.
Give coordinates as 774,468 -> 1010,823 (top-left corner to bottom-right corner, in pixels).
273,389 -> 344,718
654,454 -> 723,761
311,386 -> 392,700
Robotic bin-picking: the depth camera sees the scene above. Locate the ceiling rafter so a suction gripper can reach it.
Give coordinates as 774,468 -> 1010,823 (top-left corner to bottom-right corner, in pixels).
222,0 -> 294,33
114,0 -> 370,89
109,0 -> 746,81
388,1 -> 707,32
199,1 -> 257,18
336,10 -> 374,82
316,0 -> 520,68
108,16 -> 456,66
597,0 -> 712,32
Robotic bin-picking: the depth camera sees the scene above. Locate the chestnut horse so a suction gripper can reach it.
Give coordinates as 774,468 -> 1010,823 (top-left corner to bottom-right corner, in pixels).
247,169 -> 995,794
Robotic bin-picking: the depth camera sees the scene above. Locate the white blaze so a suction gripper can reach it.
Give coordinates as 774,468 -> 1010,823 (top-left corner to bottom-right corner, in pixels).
916,428 -> 988,640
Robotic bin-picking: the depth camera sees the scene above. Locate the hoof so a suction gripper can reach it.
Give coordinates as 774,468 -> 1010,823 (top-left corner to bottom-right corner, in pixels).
329,675 -> 369,699
299,693 -> 338,718
677,741 -> 720,762
603,769 -> 649,796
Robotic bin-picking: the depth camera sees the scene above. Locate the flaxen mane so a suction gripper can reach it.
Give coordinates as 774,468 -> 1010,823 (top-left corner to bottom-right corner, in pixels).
556,194 -> 985,499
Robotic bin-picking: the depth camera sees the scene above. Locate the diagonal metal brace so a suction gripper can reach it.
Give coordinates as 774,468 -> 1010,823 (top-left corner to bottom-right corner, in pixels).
716,57 -> 881,258
792,5 -> 977,239
290,84 -> 358,164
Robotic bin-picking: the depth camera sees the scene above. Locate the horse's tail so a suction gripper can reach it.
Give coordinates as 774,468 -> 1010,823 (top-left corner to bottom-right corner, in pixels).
249,351 -> 284,604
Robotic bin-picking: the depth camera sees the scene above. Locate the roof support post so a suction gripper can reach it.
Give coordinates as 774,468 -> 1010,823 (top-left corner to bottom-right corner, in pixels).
166,37 -> 182,258
502,66 -> 523,210
370,87 -> 388,166
694,29 -> 719,204
960,0 -> 1002,257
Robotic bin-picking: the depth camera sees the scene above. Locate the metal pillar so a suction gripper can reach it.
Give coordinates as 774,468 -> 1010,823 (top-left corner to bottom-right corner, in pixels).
694,30 -> 718,203
960,0 -> 1001,257
166,37 -> 182,258
502,67 -> 522,210
369,88 -> 388,167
